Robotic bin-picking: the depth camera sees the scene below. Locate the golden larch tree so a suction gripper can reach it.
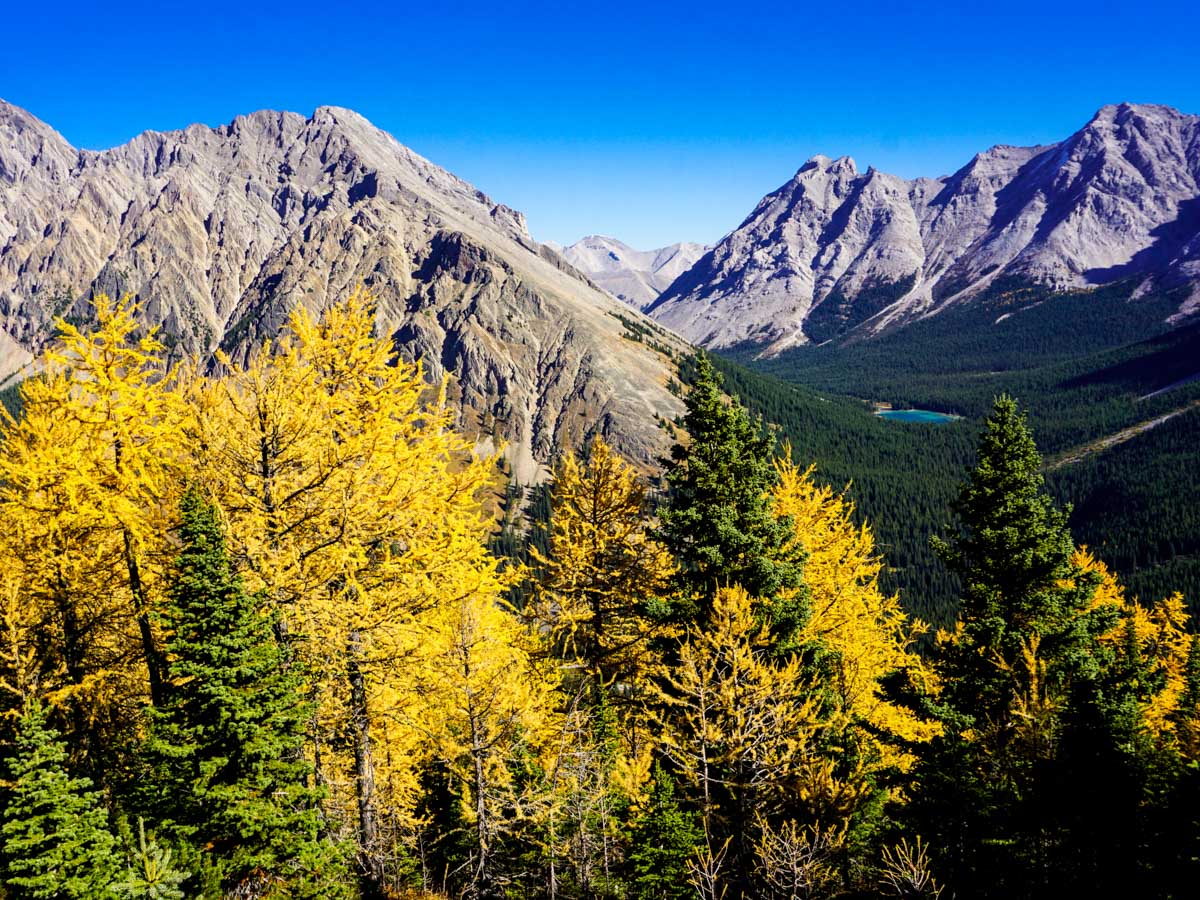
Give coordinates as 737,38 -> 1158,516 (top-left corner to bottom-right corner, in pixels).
772,459 -> 940,771
532,436 -> 676,694
0,296 -> 184,751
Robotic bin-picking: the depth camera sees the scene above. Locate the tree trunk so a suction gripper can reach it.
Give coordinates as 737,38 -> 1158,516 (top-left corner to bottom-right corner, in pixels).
124,528 -> 165,706
472,736 -> 491,898
347,629 -> 385,898
112,438 -> 165,706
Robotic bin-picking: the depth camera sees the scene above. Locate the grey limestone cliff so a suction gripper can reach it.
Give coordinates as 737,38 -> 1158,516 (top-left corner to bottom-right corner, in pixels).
0,100 -> 685,480
648,103 -> 1200,352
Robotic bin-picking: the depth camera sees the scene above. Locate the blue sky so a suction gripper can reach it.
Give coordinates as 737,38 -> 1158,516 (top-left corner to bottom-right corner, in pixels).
4,0 -> 1198,247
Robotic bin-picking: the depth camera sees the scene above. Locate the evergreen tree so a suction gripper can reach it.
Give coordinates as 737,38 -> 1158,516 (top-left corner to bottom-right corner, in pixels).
414,760 -> 473,896
111,818 -> 188,900
142,488 -> 345,897
626,763 -> 700,900
0,700 -> 119,900
931,394 -> 1110,719
911,395 -> 1119,898
660,352 -> 806,642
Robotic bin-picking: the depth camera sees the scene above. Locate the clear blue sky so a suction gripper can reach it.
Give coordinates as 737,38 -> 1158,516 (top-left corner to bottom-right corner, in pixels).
4,0 -> 1198,248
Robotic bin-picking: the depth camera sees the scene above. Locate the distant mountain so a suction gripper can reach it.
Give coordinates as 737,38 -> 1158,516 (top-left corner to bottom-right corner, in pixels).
648,103 -> 1200,352
0,100 -> 684,480
547,235 -> 708,308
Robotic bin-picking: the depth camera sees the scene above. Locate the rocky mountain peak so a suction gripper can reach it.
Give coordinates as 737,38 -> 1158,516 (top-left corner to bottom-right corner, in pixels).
791,155 -> 859,188
311,104 -> 367,125
0,102 -> 684,479
797,154 -> 857,176
649,103 -> 1200,352
0,99 -> 76,187
551,234 -> 708,309
830,155 -> 858,175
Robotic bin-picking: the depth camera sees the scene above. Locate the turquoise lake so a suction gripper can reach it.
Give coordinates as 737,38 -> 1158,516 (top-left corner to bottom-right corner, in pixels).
875,409 -> 960,424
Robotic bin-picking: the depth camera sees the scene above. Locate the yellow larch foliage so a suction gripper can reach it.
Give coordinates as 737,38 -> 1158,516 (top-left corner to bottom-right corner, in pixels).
525,438 -> 676,883
181,288 -> 519,840
532,436 -> 676,691
46,295 -> 186,556
187,288 -> 511,651
990,632 -> 1063,763
1076,548 -> 1192,743
400,591 -> 561,890
0,573 -> 39,712
0,287 -> 537,862
0,295 -> 183,729
658,585 -> 831,830
772,460 -> 939,769
1073,547 -> 1129,615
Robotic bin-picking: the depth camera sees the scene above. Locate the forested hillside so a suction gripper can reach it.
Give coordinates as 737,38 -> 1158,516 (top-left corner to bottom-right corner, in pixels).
1049,405 -> 1200,606
722,284 -> 1200,620
686,355 -> 975,627
2,292 -> 1199,900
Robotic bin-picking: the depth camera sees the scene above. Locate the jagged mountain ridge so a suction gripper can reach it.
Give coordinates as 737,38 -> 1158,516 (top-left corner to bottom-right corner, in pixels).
648,103 -> 1200,352
546,235 -> 708,308
0,100 -> 685,480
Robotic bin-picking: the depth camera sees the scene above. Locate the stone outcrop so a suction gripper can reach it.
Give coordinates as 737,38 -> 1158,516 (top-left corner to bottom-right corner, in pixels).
548,235 -> 708,308
647,103 -> 1200,351
0,100 -> 685,480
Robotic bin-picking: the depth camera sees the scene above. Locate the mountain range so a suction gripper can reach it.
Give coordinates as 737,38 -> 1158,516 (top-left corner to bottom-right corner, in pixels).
546,235 -> 707,308
0,99 -> 685,481
4,97 -> 1200,615
646,103 -> 1200,353
4,98 -> 1200,479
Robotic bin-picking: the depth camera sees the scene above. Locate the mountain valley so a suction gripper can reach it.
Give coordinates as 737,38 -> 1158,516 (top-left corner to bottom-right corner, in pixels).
2,98 -> 1198,617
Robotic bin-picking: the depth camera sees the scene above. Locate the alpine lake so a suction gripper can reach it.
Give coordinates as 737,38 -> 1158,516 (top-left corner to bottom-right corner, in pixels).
874,408 -> 961,424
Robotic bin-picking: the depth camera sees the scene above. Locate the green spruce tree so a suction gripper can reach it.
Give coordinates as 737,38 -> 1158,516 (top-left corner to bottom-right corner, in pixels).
627,763 -> 700,900
930,394 -> 1109,718
111,818 -> 188,900
910,395 -> 1119,899
1,700 -> 119,900
659,352 -> 806,644
143,488 -> 346,897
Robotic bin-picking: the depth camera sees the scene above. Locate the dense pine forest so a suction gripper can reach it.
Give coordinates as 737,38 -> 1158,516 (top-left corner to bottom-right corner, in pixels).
2,291 -> 1200,900
689,356 -> 976,628
719,283 -> 1200,623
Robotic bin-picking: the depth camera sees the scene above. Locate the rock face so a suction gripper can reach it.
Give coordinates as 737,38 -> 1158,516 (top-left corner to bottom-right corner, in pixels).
0,100 -> 685,480
548,235 -> 708,308
648,103 -> 1200,351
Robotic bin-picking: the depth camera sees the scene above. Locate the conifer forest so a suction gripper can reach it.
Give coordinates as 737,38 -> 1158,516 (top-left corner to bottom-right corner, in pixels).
2,290 -> 1200,900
